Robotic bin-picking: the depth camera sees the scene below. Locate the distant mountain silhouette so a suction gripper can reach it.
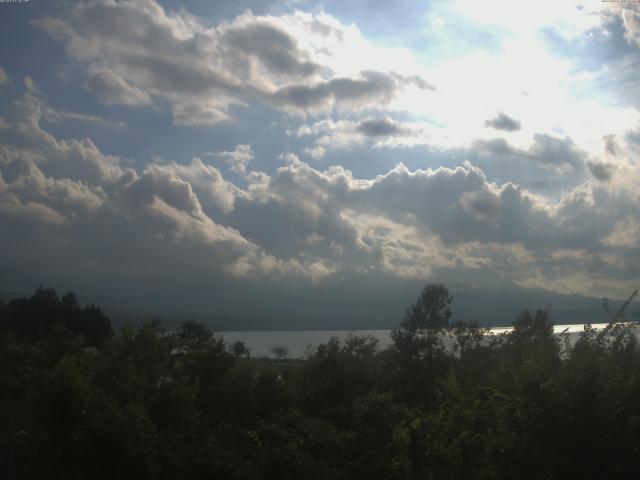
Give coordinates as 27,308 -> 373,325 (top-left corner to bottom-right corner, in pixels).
1,282 -> 636,330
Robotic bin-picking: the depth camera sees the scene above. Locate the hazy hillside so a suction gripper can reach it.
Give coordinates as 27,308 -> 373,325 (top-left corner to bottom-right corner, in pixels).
4,281 -> 634,331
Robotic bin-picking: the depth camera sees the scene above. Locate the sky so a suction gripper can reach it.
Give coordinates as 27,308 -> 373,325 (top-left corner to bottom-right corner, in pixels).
0,0 -> 639,326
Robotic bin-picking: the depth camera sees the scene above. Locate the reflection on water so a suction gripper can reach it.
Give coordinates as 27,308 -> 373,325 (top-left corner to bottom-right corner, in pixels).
220,323 -> 618,359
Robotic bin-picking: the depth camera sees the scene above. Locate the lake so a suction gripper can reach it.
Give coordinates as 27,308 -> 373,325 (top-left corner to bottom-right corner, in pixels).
219,323 -> 620,358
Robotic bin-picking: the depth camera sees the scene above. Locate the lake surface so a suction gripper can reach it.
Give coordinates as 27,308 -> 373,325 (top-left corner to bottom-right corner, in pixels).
220,323 -> 619,358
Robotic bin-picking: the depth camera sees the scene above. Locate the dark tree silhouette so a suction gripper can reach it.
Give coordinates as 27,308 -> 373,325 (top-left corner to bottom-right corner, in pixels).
230,340 -> 250,357
270,345 -> 289,360
1,284 -> 640,479
176,319 -> 214,351
61,291 -> 79,310
400,283 -> 453,332
513,309 -> 553,333
0,287 -> 112,346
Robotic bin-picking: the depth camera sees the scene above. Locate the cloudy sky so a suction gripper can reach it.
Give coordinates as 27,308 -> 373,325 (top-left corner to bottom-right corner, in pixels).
1,0 -> 639,325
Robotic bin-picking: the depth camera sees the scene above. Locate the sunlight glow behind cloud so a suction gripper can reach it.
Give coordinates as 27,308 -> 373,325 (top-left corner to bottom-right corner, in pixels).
1,0 -> 640,320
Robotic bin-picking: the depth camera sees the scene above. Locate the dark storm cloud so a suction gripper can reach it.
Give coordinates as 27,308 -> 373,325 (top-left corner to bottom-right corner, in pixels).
484,112 -> 521,132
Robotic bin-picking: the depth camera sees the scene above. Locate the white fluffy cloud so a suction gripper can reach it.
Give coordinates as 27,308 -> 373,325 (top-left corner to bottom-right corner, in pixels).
221,149 -> 639,297
604,3 -> 640,47
1,78 -> 639,299
2,0 -> 640,307
474,133 -> 588,173
295,117 -> 430,151
0,86 -> 335,284
210,144 -> 255,175
34,1 -> 429,125
87,68 -> 152,106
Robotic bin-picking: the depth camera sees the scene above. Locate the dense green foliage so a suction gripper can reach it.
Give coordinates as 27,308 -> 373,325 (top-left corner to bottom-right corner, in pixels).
0,287 -> 112,347
1,285 -> 640,479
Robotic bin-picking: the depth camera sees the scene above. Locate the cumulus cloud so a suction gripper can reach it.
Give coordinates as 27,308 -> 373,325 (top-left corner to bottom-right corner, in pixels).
3,160 -> 106,213
0,91 -> 116,226
528,133 -> 586,170
210,145 -> 255,175
603,216 -> 640,248
115,165 -> 248,249
152,158 -> 240,215
484,112 -> 521,132
304,145 -> 326,159
473,138 -> 514,156
585,9 -> 640,110
221,21 -> 319,78
234,148 -> 640,297
587,160 -> 616,182
603,134 -> 622,158
2,80 -> 640,298
357,117 -> 412,137
5,1 -> 640,300
353,162 -> 560,249
7,0 -> 640,321
33,1 -> 429,124
247,157 -> 547,255
1,84 -> 123,186
0,191 -> 66,225
475,133 -> 587,172
296,117 -> 426,151
0,86 -> 338,288
87,69 -> 152,106
619,4 -> 640,47
272,70 -> 399,114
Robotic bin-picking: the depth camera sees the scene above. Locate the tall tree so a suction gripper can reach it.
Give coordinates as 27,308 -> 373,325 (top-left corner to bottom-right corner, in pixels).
400,283 -> 453,332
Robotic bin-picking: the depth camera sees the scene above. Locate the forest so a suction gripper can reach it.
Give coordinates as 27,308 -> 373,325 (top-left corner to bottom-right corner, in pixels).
1,284 -> 640,479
